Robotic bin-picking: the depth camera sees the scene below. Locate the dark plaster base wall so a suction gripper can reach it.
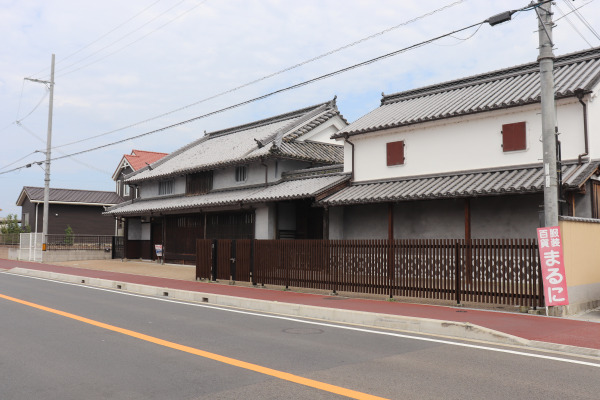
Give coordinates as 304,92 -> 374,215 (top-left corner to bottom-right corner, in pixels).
341,194 -> 543,240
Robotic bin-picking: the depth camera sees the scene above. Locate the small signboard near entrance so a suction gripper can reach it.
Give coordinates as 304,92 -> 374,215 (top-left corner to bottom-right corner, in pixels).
536,226 -> 569,306
155,244 -> 163,258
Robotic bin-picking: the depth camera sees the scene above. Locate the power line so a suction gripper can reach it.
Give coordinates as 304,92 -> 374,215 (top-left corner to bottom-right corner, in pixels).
555,3 -> 594,47
0,151 -> 37,172
15,80 -> 26,121
1,2 -> 547,175
57,0 -> 209,78
0,85 -> 48,142
55,0 -> 187,76
555,0 -> 597,23
48,20 -> 488,163
15,87 -> 50,124
14,122 -> 111,175
561,0 -> 600,41
57,0 -> 164,65
52,0 -> 466,150
28,0 -> 164,79
433,22 -> 485,46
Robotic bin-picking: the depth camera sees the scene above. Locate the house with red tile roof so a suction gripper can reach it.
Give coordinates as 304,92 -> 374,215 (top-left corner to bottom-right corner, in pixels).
112,150 -> 168,200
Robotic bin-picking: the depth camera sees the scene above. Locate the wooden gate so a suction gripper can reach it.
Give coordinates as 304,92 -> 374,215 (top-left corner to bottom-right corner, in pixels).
195,239 -> 253,282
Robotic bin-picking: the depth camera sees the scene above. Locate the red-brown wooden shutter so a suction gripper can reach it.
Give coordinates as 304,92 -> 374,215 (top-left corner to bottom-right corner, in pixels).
592,181 -> 600,219
502,122 -> 527,152
387,141 -> 405,166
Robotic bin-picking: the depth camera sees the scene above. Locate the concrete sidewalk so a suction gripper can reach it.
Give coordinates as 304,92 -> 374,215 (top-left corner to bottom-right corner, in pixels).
2,258 -> 600,357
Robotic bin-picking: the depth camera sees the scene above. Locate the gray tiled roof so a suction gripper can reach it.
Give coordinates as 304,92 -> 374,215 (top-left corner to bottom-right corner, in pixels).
127,99 -> 345,184
105,172 -> 350,216
334,47 -> 600,137
18,187 -> 123,206
319,161 -> 599,205
272,141 -> 343,164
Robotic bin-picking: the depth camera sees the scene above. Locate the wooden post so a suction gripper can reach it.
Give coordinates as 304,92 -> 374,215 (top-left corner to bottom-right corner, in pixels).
123,217 -> 128,260
162,215 -> 166,264
464,198 -> 472,284
388,203 -> 394,298
323,206 -> 329,240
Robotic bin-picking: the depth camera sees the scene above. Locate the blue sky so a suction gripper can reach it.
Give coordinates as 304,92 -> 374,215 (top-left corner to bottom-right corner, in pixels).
1,0 -> 599,219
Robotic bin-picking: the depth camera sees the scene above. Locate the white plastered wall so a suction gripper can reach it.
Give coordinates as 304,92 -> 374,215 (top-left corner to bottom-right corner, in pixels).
296,115 -> 347,144
348,99 -> 588,182
255,204 -> 276,239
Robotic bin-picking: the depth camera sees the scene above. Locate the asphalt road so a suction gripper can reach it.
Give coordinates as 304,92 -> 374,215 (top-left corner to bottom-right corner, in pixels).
1,272 -> 599,400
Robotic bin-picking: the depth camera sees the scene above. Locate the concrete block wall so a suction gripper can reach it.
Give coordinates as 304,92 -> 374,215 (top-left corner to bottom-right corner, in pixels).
7,248 -> 112,263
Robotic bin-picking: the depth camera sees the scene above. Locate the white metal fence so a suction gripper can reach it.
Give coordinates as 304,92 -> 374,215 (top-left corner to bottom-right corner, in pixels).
20,233 -> 43,262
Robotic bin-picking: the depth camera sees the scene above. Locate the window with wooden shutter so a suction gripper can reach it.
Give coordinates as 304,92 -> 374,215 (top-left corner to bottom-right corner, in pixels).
502,122 -> 527,152
186,171 -> 213,195
386,140 -> 405,166
592,181 -> 600,219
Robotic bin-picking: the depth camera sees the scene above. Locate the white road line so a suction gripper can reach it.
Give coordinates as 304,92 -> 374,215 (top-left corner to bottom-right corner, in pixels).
3,271 -> 600,369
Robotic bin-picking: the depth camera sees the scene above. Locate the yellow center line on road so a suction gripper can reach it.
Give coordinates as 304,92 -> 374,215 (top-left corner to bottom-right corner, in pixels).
0,293 -> 389,400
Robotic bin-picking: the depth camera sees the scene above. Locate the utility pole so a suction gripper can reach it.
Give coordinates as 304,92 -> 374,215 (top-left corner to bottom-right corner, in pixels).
25,54 -> 55,250
537,1 -> 559,227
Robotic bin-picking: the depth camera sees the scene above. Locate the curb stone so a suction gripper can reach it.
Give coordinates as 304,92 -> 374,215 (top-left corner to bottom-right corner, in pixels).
7,267 -> 600,359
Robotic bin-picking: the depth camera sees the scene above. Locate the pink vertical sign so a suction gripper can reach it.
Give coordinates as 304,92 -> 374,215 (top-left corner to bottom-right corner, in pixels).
536,226 -> 569,306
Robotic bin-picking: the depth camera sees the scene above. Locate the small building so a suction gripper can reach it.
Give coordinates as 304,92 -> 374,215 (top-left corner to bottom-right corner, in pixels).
17,187 -> 123,235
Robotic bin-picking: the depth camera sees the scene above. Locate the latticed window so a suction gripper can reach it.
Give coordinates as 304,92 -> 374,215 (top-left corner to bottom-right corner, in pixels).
186,171 -> 213,195
158,180 -> 174,195
235,166 -> 248,182
206,212 -> 255,239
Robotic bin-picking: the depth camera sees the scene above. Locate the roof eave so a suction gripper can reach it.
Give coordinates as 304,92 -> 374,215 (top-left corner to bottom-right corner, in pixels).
332,93 -> 586,139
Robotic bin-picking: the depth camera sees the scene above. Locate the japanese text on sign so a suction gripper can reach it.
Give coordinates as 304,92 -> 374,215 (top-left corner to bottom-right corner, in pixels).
536,227 -> 569,306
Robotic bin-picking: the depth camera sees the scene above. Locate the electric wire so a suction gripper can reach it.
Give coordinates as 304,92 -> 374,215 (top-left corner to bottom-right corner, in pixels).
555,0 -> 597,23
56,0 -> 164,65
533,3 -> 554,46
15,123 -> 111,175
52,0 -> 466,150
433,22 -> 485,46
555,3 -> 594,47
15,80 -> 26,120
48,19 -> 487,163
561,0 -> 600,41
15,88 -> 50,124
28,0 -> 163,80
56,0 -> 189,76
0,2 -> 556,175
57,0 -> 209,78
0,122 -> 16,134
0,151 -> 37,172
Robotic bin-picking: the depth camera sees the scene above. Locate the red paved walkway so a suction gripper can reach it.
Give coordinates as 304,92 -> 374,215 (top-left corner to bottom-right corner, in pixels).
2,259 -> 600,351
